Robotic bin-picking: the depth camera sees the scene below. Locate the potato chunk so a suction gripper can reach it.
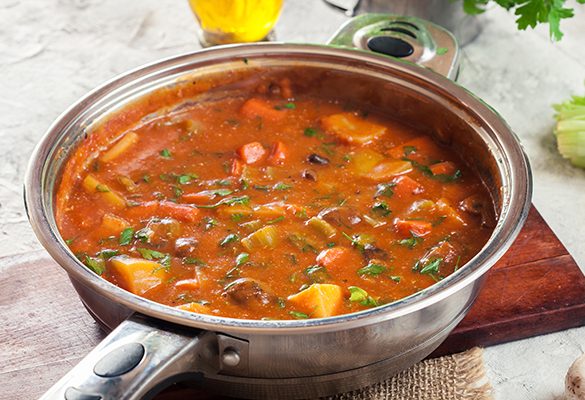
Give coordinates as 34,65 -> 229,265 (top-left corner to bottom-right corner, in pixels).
287,284 -> 343,318
109,257 -> 168,296
82,174 -> 126,209
321,113 -> 387,144
100,132 -> 139,163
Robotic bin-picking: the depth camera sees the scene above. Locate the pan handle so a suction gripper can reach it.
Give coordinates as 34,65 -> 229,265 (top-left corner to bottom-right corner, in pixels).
327,14 -> 460,79
39,313 -> 207,400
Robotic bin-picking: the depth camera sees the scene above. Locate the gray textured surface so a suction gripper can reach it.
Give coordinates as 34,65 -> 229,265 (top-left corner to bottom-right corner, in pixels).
1,0 -> 584,399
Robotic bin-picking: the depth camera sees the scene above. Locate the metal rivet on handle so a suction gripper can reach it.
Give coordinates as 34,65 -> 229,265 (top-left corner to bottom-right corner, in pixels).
221,348 -> 241,367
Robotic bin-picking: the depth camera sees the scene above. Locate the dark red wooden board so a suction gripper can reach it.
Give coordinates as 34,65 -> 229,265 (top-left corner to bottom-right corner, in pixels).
1,206 -> 584,400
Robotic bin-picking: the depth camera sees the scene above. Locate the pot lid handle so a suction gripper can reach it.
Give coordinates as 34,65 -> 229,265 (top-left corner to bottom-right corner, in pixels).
327,14 -> 460,80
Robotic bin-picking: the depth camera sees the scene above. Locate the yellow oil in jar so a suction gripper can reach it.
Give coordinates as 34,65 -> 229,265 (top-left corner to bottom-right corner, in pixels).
188,0 -> 284,45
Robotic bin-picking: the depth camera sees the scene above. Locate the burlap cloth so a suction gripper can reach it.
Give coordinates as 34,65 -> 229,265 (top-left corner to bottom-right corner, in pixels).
325,347 -> 493,400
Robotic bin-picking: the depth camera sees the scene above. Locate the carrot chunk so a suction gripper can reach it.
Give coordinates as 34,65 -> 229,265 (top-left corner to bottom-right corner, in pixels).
267,141 -> 287,165
240,98 -> 285,121
321,112 -> 387,144
392,175 -> 424,198
387,136 -> 441,162
316,247 -> 361,272
109,257 -> 168,296
157,201 -> 200,223
127,201 -> 199,223
237,142 -> 267,165
287,284 -> 343,318
429,161 -> 457,176
82,174 -> 126,209
394,219 -> 432,237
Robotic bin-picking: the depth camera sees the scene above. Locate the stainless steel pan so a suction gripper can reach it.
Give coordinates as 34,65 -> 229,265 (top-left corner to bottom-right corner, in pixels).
25,15 -> 531,400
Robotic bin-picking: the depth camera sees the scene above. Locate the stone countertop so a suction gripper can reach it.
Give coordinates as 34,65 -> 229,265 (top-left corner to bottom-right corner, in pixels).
1,0 -> 584,399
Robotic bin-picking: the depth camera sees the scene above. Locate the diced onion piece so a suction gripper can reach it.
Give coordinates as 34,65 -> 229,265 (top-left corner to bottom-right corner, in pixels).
321,113 -> 387,144
306,217 -> 337,239
82,174 -> 126,209
117,175 -> 138,192
287,284 -> 343,318
100,132 -> 139,162
109,256 -> 168,296
241,225 -> 280,251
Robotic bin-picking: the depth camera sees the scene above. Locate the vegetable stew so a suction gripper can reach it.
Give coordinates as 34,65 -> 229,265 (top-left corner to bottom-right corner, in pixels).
56,76 -> 495,320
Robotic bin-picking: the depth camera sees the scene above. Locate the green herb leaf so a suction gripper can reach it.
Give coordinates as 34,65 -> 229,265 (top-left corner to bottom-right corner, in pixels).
289,310 -> 309,319
348,286 -> 379,307
235,252 -> 250,267
195,195 -> 250,209
219,233 -> 239,247
137,248 -> 167,260
398,233 -> 422,249
371,201 -> 391,217
183,257 -> 206,266
304,127 -> 318,137
119,228 -> 134,245
178,173 -> 198,185
284,102 -> 296,109
266,215 -> 285,225
375,183 -> 395,198
389,275 -> 401,282
436,47 -> 448,55
84,256 -> 105,275
357,262 -> 386,277
419,258 -> 443,274
273,182 -> 292,191
160,148 -> 172,158
98,249 -> 119,259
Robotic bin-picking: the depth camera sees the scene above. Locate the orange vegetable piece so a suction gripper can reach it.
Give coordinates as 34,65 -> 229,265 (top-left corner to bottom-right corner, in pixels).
174,278 -> 200,291
316,247 -> 361,272
287,284 -> 343,318
181,191 -> 215,205
321,112 -> 387,145
231,158 -> 244,176
109,257 -> 168,296
175,302 -> 210,314
393,175 -> 424,198
267,141 -> 287,165
240,98 -> 285,121
127,201 -> 199,223
157,201 -> 200,223
394,219 -> 432,237
429,161 -> 457,176
387,136 -> 440,162
237,142 -> 267,165
99,213 -> 130,236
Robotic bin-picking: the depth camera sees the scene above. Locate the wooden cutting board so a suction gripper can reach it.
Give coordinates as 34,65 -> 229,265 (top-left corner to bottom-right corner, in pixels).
1,206 -> 584,400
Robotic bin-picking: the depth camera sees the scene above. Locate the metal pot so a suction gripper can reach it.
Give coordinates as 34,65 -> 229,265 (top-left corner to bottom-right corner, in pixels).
24,15 -> 531,400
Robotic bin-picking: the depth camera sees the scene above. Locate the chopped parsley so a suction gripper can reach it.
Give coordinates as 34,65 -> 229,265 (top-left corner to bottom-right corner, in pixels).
273,182 -> 292,191
160,148 -> 172,158
183,257 -> 206,266
398,233 -> 422,249
371,201 -> 391,217
357,262 -> 386,277
219,233 -> 239,247
178,173 -> 198,185
419,258 -> 443,274
119,228 -> 134,246
348,286 -> 378,307
84,256 -> 105,275
289,310 -> 309,319
195,195 -> 250,209
235,252 -> 250,267
375,182 -> 396,198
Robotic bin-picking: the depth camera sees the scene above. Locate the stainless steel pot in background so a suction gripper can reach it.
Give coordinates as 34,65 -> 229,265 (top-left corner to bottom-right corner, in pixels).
323,0 -> 483,46
24,15 -> 531,400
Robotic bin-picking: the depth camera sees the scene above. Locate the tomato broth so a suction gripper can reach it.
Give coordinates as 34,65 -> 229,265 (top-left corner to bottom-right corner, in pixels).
56,76 -> 494,320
